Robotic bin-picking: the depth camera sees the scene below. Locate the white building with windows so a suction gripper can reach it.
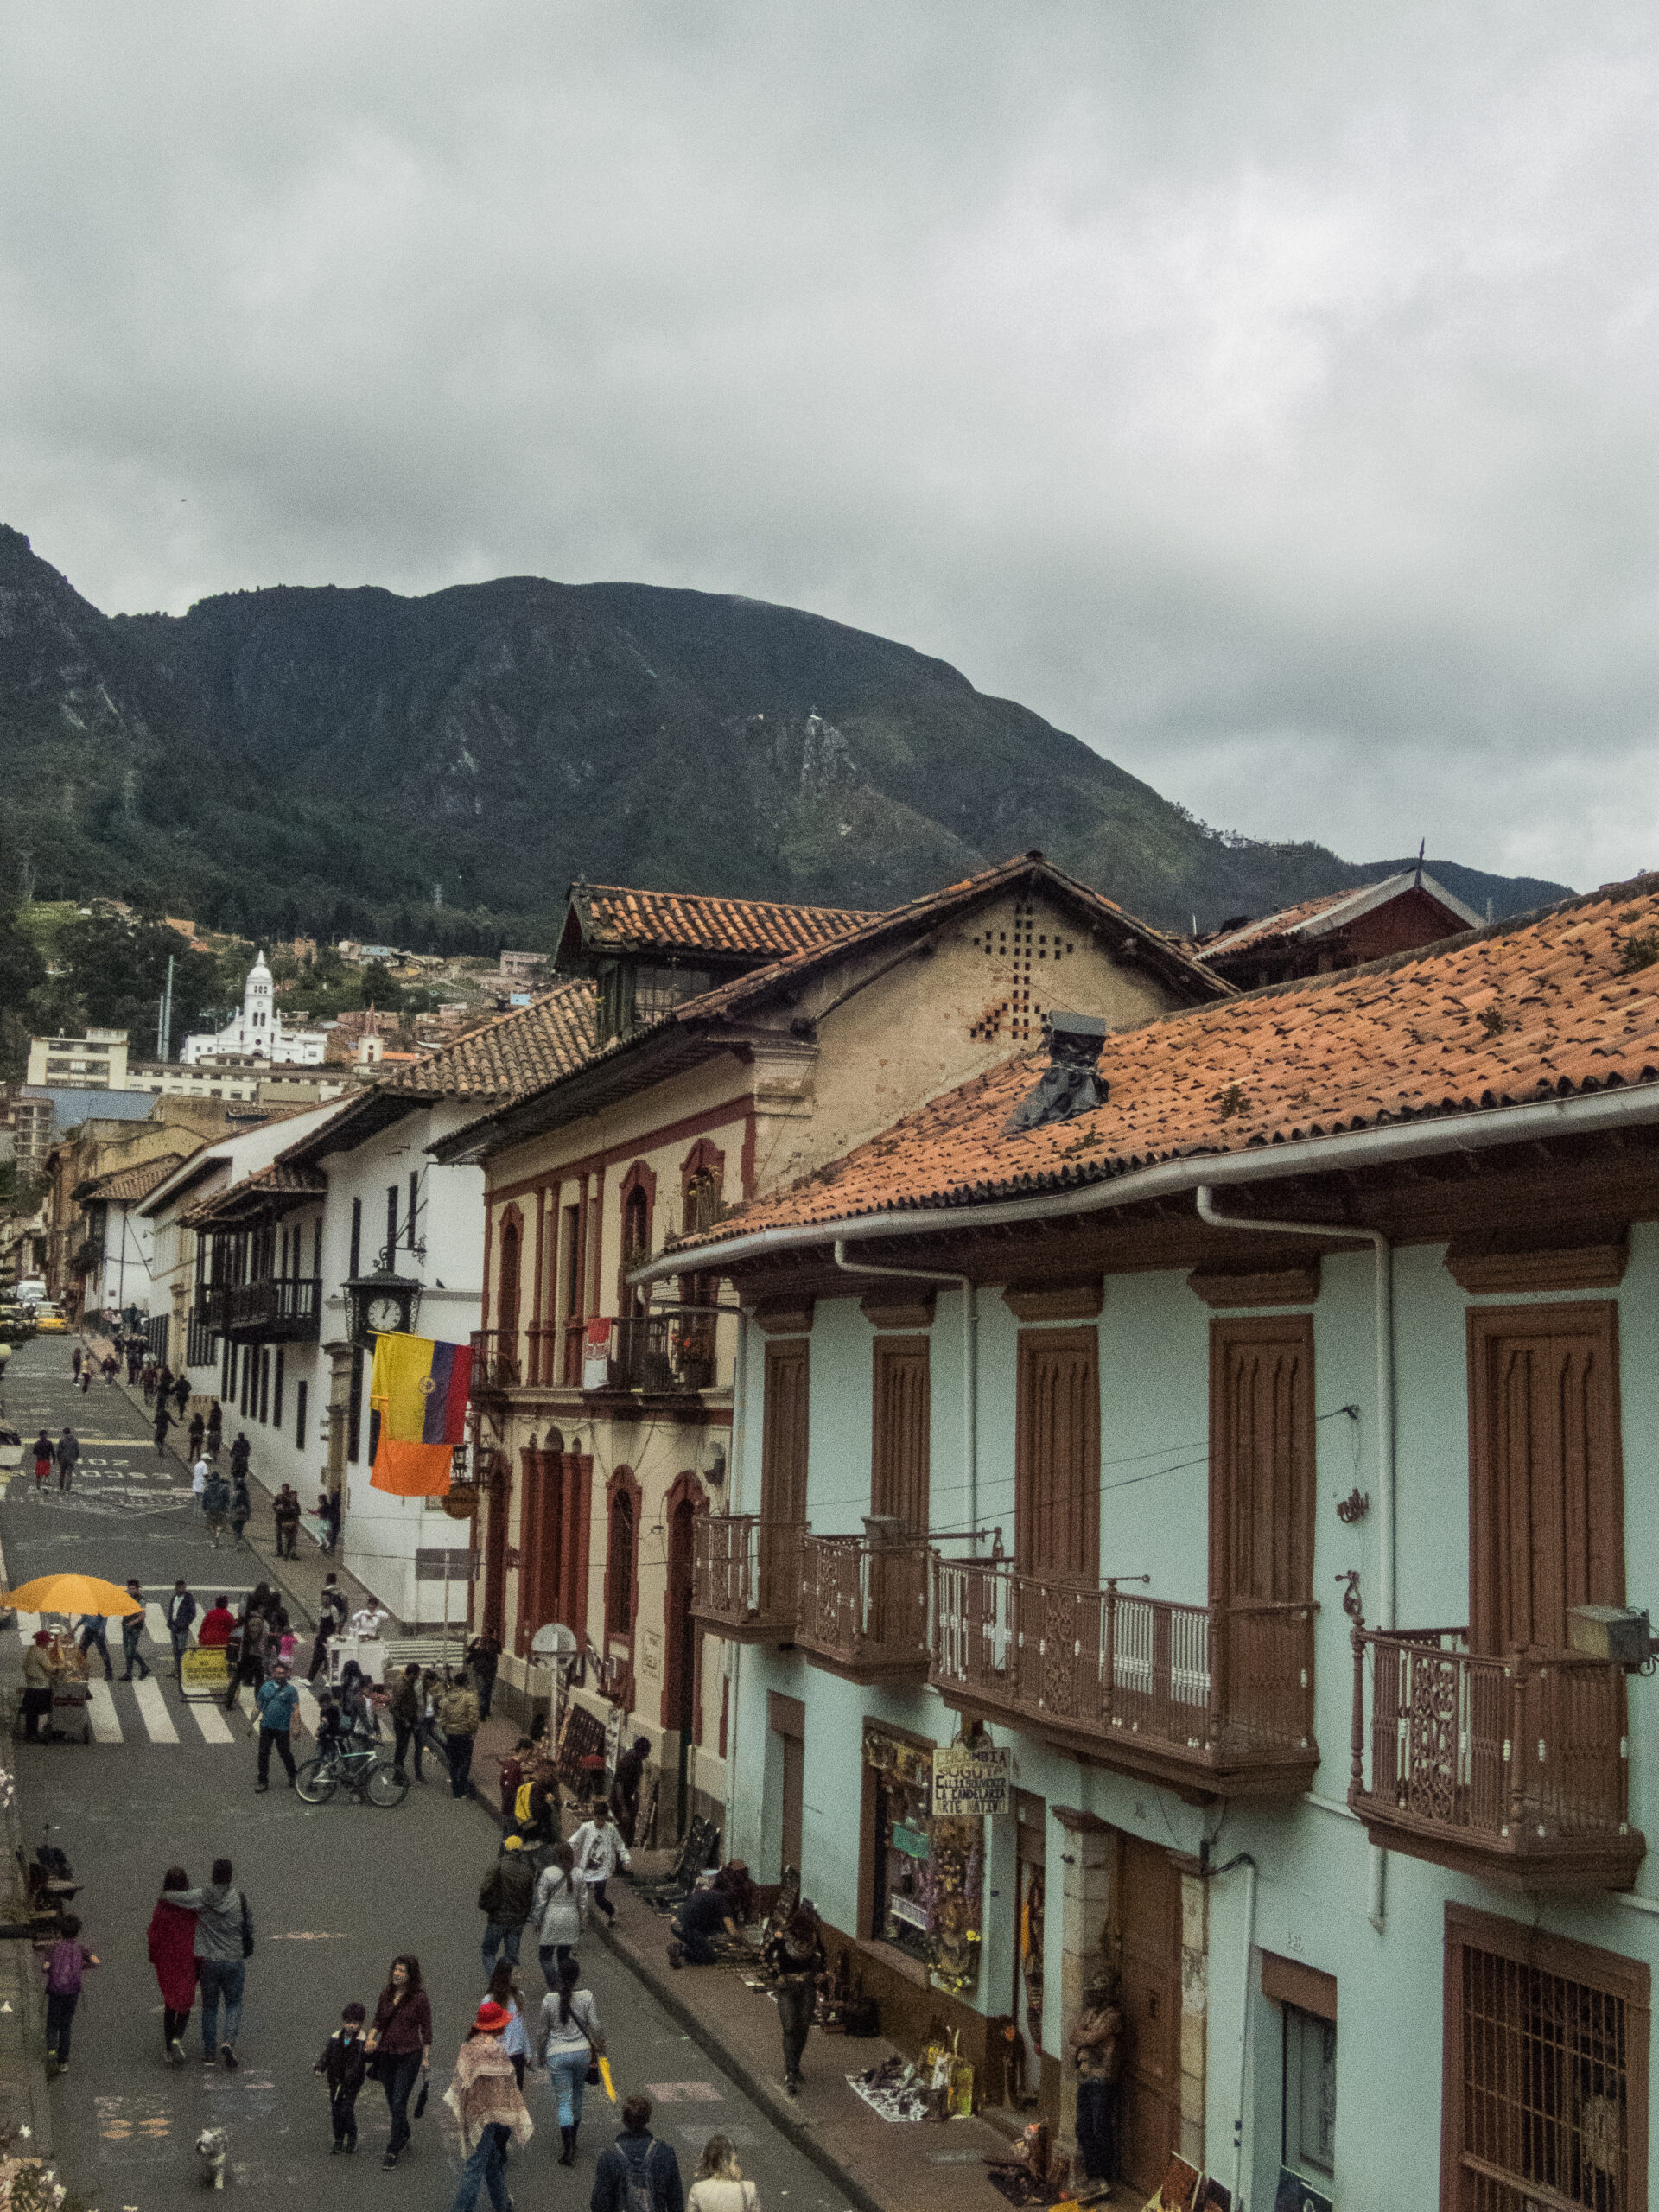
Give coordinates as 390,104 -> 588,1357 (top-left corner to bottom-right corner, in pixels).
181,952 -> 327,1067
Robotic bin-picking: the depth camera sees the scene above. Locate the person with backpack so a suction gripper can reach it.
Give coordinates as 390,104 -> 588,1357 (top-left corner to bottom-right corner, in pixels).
531,1841 -> 585,1986
538,1955 -> 605,2167
591,2094 -> 684,2212
40,1911 -> 99,2074
162,1857 -> 253,2069
478,1834 -> 537,1975
442,1999 -> 533,2211
31,1431 -> 54,1491
438,1669 -> 481,1798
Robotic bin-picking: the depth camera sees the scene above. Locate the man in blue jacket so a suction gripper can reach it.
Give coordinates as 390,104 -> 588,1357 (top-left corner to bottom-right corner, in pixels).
254,1662 -> 300,1790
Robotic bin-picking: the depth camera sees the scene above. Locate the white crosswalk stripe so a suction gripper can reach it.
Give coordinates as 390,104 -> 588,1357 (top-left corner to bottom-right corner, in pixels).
144,1603 -> 168,1645
14,1613 -> 39,1639
188,1697 -> 234,1745
86,1680 -> 123,1743
296,1685 -> 321,1736
132,1677 -> 179,1745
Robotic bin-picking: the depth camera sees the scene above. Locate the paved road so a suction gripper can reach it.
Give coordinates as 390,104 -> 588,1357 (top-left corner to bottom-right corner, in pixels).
1,1338 -> 850,2210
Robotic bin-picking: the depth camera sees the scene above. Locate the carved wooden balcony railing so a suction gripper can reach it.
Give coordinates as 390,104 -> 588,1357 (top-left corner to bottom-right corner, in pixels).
929,1558 -> 1319,1798
796,1535 -> 929,1684
691,1514 -> 806,1644
527,1316 -> 719,1395
196,1277 -> 321,1344
1348,1626 -> 1645,1891
468,1329 -> 522,1395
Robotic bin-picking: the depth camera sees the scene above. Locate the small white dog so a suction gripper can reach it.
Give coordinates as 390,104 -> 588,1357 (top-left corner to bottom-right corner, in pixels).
195,2126 -> 229,2190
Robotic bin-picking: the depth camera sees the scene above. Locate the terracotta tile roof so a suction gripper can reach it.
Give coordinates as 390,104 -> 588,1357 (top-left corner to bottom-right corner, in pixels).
182,1160 -> 327,1226
677,874 -> 1659,1243
1201,868 -> 1480,958
76,1153 -> 190,1204
664,854 -> 1227,1025
379,981 -> 598,1100
569,883 -> 878,963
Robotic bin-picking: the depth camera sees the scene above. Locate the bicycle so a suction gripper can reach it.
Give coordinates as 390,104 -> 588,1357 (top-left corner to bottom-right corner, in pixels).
294,1739 -> 408,1808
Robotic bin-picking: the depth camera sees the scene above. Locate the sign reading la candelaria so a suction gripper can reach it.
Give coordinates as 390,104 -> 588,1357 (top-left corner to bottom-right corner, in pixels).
931,1741 -> 1010,1817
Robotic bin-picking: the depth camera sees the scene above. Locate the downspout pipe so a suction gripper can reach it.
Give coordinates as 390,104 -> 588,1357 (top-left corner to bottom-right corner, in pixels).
833,1239 -> 978,1545
1196,1184 -> 1395,1935
724,1304 -> 752,1860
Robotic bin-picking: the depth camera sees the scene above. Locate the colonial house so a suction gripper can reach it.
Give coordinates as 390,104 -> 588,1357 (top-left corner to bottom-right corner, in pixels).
434,855 -> 1228,1834
160,988 -> 594,1627
649,872 -> 1659,2211
1198,865 -> 1482,990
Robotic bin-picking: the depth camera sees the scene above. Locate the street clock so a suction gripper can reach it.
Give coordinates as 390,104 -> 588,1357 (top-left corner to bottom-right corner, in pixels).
345,1267 -> 423,1348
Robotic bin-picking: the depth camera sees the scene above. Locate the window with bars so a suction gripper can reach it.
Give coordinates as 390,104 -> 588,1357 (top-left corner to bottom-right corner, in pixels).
1444,1904 -> 1649,2211
607,1487 -> 636,1639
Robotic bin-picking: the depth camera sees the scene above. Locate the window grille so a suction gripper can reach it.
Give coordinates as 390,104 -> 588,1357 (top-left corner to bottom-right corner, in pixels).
1447,1906 -> 1647,2211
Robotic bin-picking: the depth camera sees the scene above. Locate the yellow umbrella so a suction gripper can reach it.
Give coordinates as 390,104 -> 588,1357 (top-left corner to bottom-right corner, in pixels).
3,1574 -> 143,1617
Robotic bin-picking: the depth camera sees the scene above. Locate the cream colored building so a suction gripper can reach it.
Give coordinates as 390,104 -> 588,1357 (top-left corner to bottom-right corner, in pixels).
436,856 -> 1228,1836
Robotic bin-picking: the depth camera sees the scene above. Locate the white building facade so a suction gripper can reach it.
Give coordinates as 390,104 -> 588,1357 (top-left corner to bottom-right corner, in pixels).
181,952 -> 327,1067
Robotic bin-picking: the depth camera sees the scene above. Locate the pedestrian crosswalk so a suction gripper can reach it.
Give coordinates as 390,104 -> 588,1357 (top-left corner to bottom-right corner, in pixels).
7,1617 -> 331,1748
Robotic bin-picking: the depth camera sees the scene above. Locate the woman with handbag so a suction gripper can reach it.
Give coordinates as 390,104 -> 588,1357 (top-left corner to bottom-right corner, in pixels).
536,1954 -> 604,2166
365,1953 -> 431,2170
442,1999 -> 532,2212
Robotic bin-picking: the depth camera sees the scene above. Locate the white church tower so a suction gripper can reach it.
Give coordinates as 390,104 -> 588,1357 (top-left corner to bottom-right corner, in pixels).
180,951 -> 327,1067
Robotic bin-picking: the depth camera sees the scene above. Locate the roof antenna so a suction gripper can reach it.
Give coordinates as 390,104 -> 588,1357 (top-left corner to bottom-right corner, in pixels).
1414,838 -> 1425,888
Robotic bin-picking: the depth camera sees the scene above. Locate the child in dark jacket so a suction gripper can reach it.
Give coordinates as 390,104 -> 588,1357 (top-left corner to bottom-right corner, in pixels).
315,2001 -> 370,2152
41,1913 -> 99,2072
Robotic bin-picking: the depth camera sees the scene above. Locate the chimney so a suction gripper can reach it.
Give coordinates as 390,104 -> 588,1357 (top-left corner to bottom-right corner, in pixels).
1003,1010 -> 1109,1133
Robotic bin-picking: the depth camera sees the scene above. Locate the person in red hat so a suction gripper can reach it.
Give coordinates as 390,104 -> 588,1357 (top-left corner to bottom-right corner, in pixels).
442,1998 -> 532,2212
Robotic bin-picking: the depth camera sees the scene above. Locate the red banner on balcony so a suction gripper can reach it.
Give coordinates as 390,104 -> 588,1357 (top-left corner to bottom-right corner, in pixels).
369,1332 -> 474,1497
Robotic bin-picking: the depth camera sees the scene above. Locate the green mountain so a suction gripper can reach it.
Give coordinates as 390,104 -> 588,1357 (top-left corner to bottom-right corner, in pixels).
0,524 -> 1569,944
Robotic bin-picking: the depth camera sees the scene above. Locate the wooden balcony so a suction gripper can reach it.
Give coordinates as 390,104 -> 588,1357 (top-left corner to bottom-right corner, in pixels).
796,1535 -> 929,1685
196,1276 -> 321,1344
691,1515 -> 805,1645
469,1329 -> 522,1395
929,1558 -> 1319,1800
524,1315 -> 718,1395
1348,1627 -> 1645,1891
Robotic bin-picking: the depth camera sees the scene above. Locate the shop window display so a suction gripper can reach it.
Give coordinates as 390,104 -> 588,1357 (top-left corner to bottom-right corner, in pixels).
864,1724 -> 983,1996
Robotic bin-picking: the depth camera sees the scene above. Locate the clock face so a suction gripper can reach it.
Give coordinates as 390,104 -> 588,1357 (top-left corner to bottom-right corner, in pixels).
366,1295 -> 404,1333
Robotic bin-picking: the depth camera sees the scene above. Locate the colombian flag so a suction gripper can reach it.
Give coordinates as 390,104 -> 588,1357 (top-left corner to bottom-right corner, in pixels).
368,1332 -> 474,1497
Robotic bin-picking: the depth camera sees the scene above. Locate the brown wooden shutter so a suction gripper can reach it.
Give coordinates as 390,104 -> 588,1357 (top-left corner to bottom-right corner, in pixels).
872,1335 -> 930,1534
1015,1327 -> 1099,1580
762,1339 -> 810,1524
1468,1300 -> 1624,1656
1209,1316 -> 1316,1606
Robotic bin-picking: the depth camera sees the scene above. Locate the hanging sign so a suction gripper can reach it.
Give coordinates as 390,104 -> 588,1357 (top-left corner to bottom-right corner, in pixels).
582,1318 -> 613,1390
932,1740 -> 1010,1817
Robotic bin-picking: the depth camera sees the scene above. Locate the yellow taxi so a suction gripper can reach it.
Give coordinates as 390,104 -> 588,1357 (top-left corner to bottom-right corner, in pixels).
31,1306 -> 67,1332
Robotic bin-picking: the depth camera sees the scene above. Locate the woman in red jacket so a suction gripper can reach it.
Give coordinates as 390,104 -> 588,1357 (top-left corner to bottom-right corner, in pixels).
147,1865 -> 199,2064
365,1952 -> 431,2169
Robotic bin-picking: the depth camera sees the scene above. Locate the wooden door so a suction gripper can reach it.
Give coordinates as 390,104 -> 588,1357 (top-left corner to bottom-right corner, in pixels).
482,1478 -> 509,1643
781,1733 -> 804,1874
663,1495 -> 698,1737
872,1336 -> 931,1533
1013,1789 -> 1046,2096
1468,1302 -> 1624,1654
762,1340 -> 810,1522
1209,1316 -> 1316,1605
1015,1329 -> 1100,1580
1110,1834 -> 1182,2195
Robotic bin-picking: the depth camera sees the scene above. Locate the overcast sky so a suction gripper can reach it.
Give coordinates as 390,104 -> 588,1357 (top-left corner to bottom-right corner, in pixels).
4,3 -> 1658,890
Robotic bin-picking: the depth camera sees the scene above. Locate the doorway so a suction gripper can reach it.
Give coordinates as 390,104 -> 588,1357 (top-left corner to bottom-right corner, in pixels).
769,1692 -> 805,1878
1109,1833 -> 1182,2196
662,1480 -> 701,1835
1013,1789 -> 1046,2105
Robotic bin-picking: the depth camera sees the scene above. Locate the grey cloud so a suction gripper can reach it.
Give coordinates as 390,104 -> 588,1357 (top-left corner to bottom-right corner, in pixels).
4,1 -> 1659,887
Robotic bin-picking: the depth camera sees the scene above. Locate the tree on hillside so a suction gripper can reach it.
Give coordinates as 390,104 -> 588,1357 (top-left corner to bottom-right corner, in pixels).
41,917 -> 222,1048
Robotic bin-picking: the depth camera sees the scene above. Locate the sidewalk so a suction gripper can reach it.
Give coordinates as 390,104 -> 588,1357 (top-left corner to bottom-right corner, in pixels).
89,1338 -> 400,1636
0,1528 -> 53,2164
463,1708 -> 1021,2212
